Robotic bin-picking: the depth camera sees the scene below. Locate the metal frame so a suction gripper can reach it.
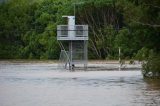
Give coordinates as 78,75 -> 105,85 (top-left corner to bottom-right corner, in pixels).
57,25 -> 88,40
57,16 -> 88,71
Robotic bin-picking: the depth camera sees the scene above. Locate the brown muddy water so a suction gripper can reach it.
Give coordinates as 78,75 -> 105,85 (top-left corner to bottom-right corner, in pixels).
0,62 -> 160,106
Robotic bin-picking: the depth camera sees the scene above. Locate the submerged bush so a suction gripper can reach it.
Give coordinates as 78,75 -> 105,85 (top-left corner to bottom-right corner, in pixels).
142,53 -> 160,78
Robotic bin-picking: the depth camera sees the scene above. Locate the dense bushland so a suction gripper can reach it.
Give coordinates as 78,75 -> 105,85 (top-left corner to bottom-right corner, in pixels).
0,0 -> 160,77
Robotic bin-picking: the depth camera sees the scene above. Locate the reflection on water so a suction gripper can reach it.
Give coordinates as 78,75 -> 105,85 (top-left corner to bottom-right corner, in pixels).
0,62 -> 160,106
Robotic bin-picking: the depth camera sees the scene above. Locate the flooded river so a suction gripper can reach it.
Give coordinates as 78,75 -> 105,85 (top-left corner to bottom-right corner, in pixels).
0,62 -> 160,106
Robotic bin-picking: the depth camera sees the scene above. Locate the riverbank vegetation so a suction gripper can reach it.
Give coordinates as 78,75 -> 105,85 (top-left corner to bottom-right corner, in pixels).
0,0 -> 160,77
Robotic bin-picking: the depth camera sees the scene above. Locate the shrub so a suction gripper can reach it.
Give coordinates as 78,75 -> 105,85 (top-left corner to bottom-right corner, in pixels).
142,53 -> 160,78
135,47 -> 149,61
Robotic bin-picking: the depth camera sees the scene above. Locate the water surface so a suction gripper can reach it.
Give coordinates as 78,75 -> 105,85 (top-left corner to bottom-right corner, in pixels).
0,62 -> 160,106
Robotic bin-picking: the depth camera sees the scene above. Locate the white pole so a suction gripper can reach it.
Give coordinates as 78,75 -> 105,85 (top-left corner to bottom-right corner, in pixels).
119,47 -> 121,71
74,3 -> 75,17
73,2 -> 84,18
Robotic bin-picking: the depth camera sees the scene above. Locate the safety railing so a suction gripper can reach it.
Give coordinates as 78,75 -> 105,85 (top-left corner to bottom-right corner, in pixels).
57,25 -> 88,40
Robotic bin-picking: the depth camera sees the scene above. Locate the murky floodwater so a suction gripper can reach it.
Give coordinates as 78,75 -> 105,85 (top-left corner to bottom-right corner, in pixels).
0,62 -> 160,106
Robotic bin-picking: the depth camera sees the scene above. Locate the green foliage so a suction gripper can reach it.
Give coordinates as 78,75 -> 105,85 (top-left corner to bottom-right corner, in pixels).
142,53 -> 160,78
114,28 -> 133,58
0,0 -> 63,59
135,47 -> 150,61
0,0 -> 159,69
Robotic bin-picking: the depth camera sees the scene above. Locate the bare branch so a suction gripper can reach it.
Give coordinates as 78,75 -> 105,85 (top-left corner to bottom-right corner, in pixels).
144,4 -> 160,9
89,39 -> 101,58
132,20 -> 160,28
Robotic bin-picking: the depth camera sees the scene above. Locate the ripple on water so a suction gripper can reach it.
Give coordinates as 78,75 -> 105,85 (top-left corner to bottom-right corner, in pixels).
0,63 -> 160,106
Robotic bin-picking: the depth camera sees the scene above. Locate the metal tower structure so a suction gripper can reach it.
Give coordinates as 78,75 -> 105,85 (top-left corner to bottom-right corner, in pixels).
57,16 -> 88,71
